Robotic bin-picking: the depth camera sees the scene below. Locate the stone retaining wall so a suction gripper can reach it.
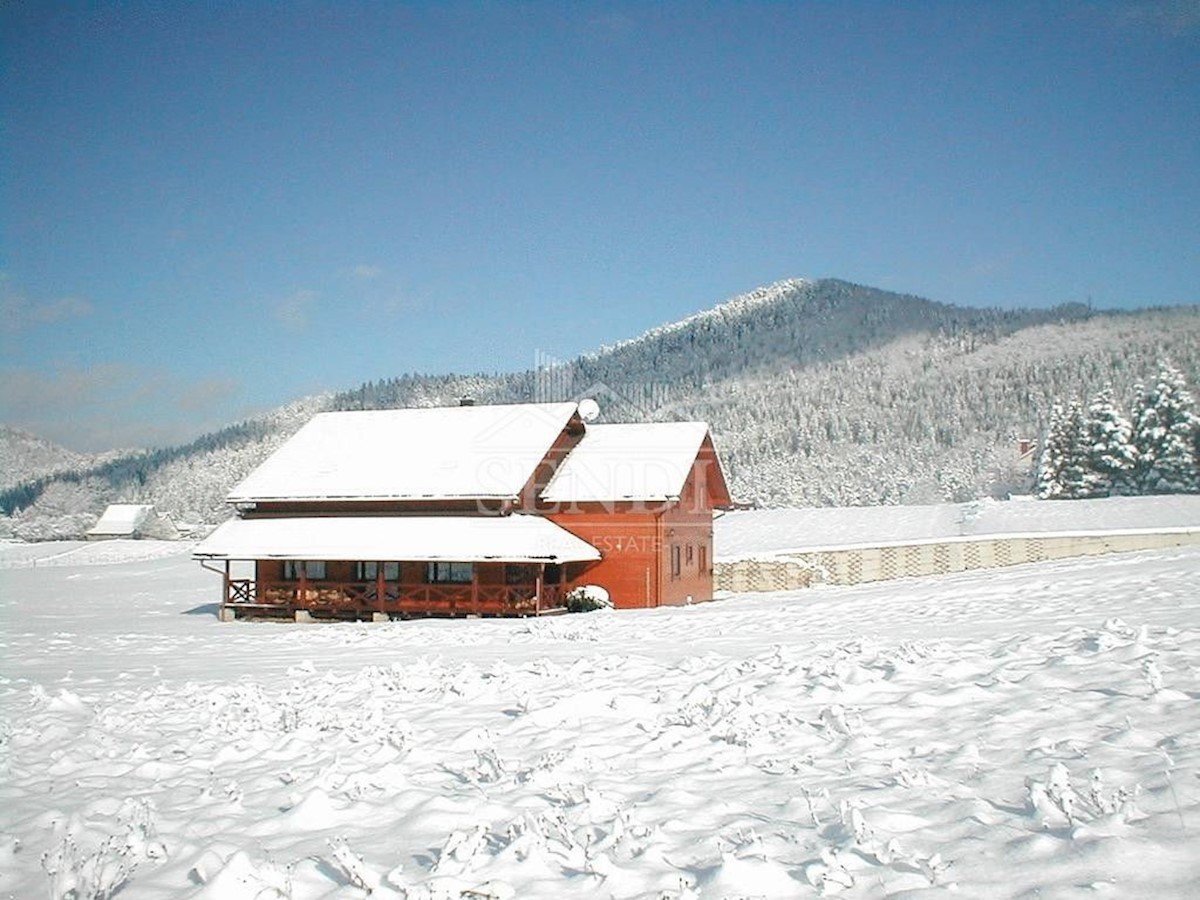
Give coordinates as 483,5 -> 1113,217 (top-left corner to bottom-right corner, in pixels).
715,529 -> 1200,592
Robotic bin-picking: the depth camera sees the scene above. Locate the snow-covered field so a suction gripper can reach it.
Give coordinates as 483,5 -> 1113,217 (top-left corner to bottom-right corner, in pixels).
2,533 -> 1199,898
715,495 -> 1200,558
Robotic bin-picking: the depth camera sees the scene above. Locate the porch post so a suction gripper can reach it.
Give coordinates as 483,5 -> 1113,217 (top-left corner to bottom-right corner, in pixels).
299,564 -> 308,611
535,564 -> 543,615
376,563 -> 385,614
223,560 -> 230,607
471,565 -> 479,614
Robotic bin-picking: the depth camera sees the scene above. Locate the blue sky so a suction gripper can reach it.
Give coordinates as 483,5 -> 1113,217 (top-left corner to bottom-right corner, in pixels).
2,1 -> 1198,452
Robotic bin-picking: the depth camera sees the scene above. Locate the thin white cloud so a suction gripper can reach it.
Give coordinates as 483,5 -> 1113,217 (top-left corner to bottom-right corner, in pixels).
0,274 -> 94,334
348,264 -> 384,280
1113,0 -> 1200,36
967,256 -> 1015,279
273,289 -> 318,331
0,364 -> 246,452
176,376 -> 241,413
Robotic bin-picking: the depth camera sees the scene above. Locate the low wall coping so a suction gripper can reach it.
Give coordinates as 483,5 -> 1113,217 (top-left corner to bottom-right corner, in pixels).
717,525 -> 1200,563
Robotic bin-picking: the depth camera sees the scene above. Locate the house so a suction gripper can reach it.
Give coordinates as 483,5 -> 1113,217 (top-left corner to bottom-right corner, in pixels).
87,504 -> 179,541
193,401 -> 731,619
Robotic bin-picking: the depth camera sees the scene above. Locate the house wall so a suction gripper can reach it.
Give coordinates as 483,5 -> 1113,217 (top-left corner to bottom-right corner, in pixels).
548,507 -> 663,610
549,458 -> 720,609
659,507 -> 714,606
694,435 -> 733,509
658,456 -> 717,606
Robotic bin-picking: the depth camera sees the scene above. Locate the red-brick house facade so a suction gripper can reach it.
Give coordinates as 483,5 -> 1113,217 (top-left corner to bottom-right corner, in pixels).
194,401 -> 731,619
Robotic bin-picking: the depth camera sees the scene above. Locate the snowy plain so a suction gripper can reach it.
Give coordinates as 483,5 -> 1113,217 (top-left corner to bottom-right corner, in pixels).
2,513 -> 1199,898
715,495 -> 1200,558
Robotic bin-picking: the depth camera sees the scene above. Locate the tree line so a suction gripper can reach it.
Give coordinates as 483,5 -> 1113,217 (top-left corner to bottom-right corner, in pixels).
1036,362 -> 1199,499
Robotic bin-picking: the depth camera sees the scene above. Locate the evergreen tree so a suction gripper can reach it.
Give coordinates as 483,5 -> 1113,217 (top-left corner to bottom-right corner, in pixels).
1058,399 -> 1091,499
1131,363 -> 1200,494
1036,403 -> 1069,499
1080,385 -> 1137,497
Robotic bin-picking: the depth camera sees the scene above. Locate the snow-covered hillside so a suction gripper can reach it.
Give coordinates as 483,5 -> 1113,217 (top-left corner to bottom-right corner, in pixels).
4,278 -> 1199,530
0,425 -> 92,490
0,395 -> 333,540
2,507 -> 1198,898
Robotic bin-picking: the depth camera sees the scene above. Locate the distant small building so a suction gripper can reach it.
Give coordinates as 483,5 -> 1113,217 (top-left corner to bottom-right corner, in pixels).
87,504 -> 179,541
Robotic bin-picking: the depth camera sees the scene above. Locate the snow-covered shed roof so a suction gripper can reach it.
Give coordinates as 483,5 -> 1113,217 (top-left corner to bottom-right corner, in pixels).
87,504 -> 164,538
540,422 -> 720,503
227,402 -> 581,503
194,515 -> 601,564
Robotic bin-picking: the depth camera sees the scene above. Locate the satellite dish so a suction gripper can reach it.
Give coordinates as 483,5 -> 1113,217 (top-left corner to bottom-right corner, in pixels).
578,398 -> 600,422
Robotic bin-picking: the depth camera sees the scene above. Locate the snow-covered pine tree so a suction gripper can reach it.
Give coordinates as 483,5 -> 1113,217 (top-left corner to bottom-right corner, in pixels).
1080,385 -> 1137,497
1036,403 -> 1069,499
1131,363 -> 1200,494
1058,399 -> 1091,499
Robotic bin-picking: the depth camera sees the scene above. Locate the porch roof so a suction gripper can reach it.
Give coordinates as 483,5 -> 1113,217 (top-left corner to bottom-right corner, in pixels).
193,514 -> 602,564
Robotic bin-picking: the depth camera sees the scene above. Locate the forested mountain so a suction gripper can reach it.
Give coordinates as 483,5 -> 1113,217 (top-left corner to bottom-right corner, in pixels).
0,427 -> 93,491
3,278 -> 1198,538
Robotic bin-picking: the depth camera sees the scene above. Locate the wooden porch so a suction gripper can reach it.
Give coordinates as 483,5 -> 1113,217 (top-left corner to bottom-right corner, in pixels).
214,568 -> 568,620
194,514 -> 602,621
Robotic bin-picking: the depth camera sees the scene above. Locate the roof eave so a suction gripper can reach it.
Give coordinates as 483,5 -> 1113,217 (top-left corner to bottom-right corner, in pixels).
226,492 -> 523,504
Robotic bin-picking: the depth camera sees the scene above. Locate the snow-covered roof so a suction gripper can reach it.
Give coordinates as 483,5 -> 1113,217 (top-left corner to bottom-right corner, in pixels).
193,514 -> 602,563
540,422 -> 713,503
227,402 -> 580,503
87,504 -> 155,537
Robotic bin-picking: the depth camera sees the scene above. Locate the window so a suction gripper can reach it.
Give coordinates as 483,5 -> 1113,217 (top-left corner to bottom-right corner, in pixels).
505,563 -> 537,585
686,544 -> 694,565
699,544 -> 708,574
426,561 -> 473,583
670,544 -> 681,579
356,561 -> 400,581
283,560 -> 326,580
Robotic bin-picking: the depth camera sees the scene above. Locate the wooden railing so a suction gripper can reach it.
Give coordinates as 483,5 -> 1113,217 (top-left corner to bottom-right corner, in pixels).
225,579 -> 564,616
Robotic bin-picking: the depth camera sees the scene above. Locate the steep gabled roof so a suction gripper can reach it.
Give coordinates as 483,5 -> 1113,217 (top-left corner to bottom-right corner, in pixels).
540,422 -> 726,504
227,402 -> 580,503
87,504 -> 154,537
194,514 -> 601,563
